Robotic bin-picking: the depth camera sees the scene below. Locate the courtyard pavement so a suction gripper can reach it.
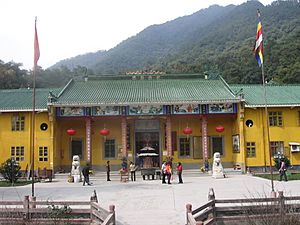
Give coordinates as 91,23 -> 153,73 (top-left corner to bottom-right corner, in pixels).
1,173 -> 300,225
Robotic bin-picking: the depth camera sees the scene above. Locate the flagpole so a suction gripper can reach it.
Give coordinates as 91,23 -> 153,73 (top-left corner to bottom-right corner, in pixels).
31,17 -> 39,197
31,61 -> 36,197
261,64 -> 274,192
254,9 -> 274,193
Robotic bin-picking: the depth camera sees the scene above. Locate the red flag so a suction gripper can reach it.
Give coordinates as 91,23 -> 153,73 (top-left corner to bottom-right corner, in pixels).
34,17 -> 40,70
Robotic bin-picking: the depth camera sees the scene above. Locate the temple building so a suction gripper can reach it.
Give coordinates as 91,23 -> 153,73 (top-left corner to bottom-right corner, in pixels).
1,73 -> 300,173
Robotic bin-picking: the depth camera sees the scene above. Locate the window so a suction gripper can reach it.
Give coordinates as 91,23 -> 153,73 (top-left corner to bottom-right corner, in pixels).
246,142 -> 256,157
104,139 -> 116,158
39,146 -> 48,161
270,141 -> 284,156
11,146 -> 24,161
179,137 -> 191,157
12,114 -> 25,131
269,112 -> 282,126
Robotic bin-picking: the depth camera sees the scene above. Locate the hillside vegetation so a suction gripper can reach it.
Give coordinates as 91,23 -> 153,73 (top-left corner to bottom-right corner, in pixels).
0,0 -> 299,88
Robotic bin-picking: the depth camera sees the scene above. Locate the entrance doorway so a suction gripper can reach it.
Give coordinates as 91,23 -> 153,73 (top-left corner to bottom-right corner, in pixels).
211,136 -> 224,156
135,132 -> 160,167
71,139 -> 83,159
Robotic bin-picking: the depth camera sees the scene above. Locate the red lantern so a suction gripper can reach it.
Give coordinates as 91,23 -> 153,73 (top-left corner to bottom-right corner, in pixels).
183,127 -> 193,135
100,128 -> 110,136
67,128 -> 77,136
216,125 -> 225,133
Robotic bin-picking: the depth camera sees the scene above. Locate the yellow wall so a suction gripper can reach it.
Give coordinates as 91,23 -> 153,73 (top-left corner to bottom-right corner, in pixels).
0,112 -> 53,171
2,105 -> 300,172
244,107 -> 300,167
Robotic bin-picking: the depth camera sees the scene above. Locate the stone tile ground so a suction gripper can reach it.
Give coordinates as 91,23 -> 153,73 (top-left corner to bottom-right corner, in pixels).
0,173 -> 299,225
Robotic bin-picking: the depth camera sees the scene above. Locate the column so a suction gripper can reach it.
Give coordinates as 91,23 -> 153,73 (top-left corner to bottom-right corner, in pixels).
86,118 -> 91,162
121,117 -> 127,157
166,117 -> 172,157
239,109 -> 246,173
202,116 -> 208,161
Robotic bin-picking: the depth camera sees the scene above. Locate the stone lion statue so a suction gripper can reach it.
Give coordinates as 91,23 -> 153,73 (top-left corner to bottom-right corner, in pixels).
71,155 -> 81,176
212,152 -> 225,178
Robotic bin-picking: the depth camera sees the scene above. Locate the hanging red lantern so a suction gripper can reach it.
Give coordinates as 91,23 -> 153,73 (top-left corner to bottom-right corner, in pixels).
100,128 -> 110,136
183,127 -> 193,135
216,125 -> 225,133
66,128 -> 77,136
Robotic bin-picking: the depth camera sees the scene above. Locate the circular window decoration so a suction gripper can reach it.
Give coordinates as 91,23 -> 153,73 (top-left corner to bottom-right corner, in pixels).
246,120 -> 254,127
40,123 -> 48,131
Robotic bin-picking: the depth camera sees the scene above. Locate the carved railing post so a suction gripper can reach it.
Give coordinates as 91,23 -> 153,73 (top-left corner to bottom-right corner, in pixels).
109,205 -> 116,225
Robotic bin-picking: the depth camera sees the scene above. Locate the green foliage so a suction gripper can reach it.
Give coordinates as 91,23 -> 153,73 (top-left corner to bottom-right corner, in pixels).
255,172 -> 300,181
273,152 -> 291,170
0,158 -> 21,183
51,1 -> 300,85
1,1 -> 300,88
0,61 -> 29,89
47,204 -> 72,219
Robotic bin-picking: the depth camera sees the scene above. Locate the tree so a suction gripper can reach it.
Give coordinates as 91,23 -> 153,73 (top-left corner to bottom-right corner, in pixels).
0,159 -> 21,183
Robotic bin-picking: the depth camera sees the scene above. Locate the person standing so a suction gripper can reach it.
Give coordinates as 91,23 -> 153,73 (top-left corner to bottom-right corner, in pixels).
129,162 -> 136,181
166,162 -> 172,184
106,161 -> 111,181
176,162 -> 183,184
82,163 -> 91,186
161,161 -> 166,184
279,158 -> 288,181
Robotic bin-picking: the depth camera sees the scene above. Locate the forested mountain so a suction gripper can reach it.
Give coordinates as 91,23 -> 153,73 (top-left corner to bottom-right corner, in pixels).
0,0 -> 299,89
50,0 -> 299,84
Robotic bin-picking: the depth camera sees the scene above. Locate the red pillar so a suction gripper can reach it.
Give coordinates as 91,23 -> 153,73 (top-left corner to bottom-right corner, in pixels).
202,116 -> 208,160
86,118 -> 91,162
121,117 -> 127,157
166,117 -> 172,157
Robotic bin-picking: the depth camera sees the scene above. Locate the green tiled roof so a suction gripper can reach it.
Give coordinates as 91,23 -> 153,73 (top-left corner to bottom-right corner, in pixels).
230,84 -> 300,107
53,75 -> 239,106
0,88 -> 60,112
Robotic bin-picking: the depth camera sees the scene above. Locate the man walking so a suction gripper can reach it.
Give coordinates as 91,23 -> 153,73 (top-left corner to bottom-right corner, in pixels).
279,158 -> 288,182
82,163 -> 91,186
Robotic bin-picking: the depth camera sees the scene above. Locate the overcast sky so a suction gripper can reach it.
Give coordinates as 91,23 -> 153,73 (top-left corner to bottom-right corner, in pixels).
1,0 -> 273,70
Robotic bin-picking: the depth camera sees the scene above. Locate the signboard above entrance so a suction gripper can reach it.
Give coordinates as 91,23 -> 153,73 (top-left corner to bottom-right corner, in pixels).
208,103 -> 236,114
173,104 -> 199,114
56,103 -> 237,117
129,105 -> 163,115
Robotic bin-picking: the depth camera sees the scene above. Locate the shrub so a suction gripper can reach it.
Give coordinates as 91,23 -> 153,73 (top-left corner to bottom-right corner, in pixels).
273,153 -> 290,170
0,158 -> 21,183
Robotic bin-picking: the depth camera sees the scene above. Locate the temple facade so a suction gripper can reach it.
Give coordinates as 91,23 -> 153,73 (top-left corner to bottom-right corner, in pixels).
1,74 -> 300,173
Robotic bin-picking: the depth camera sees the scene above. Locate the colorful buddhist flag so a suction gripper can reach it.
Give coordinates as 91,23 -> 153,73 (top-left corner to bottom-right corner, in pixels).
253,10 -> 263,67
34,17 -> 40,70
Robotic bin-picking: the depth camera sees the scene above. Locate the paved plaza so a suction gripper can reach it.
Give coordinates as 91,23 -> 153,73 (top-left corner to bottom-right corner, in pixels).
1,173 -> 300,225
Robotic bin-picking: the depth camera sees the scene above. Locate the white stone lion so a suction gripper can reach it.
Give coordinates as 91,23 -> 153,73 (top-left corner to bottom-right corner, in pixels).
71,155 -> 81,176
212,152 -> 224,179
